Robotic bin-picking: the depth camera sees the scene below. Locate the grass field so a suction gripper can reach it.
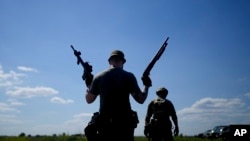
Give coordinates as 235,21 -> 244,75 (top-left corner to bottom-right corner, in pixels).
0,135 -> 224,141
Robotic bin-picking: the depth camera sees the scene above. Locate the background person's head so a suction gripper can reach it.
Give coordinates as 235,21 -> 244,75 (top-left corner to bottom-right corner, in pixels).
156,87 -> 168,99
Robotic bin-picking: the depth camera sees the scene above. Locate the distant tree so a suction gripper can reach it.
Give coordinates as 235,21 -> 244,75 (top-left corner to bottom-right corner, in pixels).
52,133 -> 57,137
62,132 -> 66,136
19,132 -> 26,137
35,135 -> 40,138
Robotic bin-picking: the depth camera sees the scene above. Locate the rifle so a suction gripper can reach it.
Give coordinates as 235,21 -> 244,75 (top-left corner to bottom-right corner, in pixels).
71,45 -> 93,87
142,37 -> 169,78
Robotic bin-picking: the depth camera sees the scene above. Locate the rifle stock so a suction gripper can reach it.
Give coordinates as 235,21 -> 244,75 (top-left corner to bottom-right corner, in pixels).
142,37 -> 169,77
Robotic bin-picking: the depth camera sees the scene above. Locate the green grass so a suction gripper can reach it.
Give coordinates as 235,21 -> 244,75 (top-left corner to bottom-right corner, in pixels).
0,136 -> 224,141
135,136 -> 224,141
0,136 -> 84,141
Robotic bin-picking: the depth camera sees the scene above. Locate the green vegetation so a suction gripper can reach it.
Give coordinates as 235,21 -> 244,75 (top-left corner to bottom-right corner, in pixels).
135,136 -> 224,141
0,135 -> 84,141
0,135 -> 224,141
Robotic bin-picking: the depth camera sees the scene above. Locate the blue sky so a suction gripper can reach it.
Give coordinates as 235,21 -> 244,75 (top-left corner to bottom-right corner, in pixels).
1,0 -> 250,136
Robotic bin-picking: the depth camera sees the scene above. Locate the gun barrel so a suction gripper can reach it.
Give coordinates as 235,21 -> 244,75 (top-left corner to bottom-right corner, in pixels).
71,45 -> 75,51
142,37 -> 169,77
166,37 -> 169,42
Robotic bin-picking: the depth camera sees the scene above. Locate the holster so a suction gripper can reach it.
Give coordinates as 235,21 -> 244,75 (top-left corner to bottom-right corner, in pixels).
84,112 -> 100,141
84,110 -> 139,140
131,110 -> 139,128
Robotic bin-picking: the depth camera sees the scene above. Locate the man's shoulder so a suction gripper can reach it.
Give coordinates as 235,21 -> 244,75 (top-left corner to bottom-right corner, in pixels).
95,68 -> 111,76
164,99 -> 173,104
118,69 -> 136,78
118,68 -> 133,74
165,99 -> 171,102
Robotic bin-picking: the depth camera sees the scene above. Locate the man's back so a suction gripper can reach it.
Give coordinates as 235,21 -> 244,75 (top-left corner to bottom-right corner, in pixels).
152,98 -> 175,118
90,67 -> 141,117
85,49 -> 151,141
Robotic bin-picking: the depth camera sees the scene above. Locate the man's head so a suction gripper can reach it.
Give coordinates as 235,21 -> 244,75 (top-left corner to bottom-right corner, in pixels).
108,50 -> 126,64
156,87 -> 168,98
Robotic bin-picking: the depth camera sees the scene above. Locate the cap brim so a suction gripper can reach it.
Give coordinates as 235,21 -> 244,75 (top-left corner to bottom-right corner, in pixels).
108,55 -> 126,63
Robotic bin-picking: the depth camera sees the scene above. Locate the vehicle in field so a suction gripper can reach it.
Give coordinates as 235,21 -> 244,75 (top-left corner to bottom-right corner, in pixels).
197,125 -> 230,139
197,129 -> 214,138
209,125 -> 229,138
218,126 -> 230,139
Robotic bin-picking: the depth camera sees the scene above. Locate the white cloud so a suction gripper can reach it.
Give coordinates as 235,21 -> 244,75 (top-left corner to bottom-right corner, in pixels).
64,113 -> 92,125
63,112 -> 92,134
7,99 -> 25,106
0,70 -> 25,80
177,97 -> 250,135
0,81 -> 12,87
17,66 -> 38,72
194,97 -> 244,111
11,113 -> 93,135
178,97 -> 245,120
0,102 -> 19,112
182,97 -> 240,111
0,114 -> 23,124
50,96 -> 74,104
0,66 -> 25,87
245,92 -> 250,98
10,101 -> 25,106
6,86 -> 59,98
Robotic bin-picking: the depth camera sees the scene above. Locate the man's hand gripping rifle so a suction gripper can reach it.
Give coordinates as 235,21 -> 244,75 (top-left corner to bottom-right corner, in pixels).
71,45 -> 93,87
142,37 -> 169,87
